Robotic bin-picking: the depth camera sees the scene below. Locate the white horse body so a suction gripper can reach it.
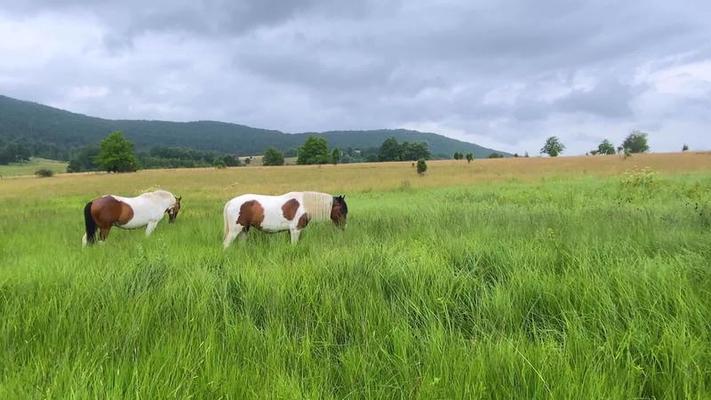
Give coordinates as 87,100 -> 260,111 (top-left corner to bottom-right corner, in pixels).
113,191 -> 176,230
223,191 -> 333,248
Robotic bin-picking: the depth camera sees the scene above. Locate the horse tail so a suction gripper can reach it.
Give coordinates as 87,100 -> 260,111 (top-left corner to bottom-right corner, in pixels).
84,201 -> 97,245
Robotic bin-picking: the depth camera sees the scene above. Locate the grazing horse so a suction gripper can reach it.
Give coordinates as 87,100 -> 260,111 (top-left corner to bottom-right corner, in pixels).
223,191 -> 347,249
82,190 -> 181,246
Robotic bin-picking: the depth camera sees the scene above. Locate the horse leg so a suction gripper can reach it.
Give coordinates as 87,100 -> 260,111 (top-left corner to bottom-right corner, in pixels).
290,229 -> 301,244
223,224 -> 243,249
99,226 -> 111,242
145,221 -> 158,237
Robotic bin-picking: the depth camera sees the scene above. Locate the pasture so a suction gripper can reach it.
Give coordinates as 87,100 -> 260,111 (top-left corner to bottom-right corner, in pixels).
0,157 -> 68,177
1,154 -> 711,398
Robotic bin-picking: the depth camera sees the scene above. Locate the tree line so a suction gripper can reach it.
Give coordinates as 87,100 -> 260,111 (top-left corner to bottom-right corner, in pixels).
62,132 -> 436,173
540,130 -> 655,158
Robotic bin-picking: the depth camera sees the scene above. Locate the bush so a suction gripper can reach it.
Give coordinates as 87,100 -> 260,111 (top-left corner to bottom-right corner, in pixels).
416,159 -> 427,175
34,168 -> 54,178
263,148 -> 285,166
213,159 -> 227,169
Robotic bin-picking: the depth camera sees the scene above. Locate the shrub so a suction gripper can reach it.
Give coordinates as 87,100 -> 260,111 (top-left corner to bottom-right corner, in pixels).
34,168 -> 54,178
416,159 -> 427,175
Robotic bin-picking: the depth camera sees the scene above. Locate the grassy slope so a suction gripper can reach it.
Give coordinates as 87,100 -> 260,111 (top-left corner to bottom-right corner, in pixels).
1,154 -> 710,398
0,157 -> 68,177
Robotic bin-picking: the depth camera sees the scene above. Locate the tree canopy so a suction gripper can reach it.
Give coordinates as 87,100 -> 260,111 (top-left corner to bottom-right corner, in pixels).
263,147 -> 285,166
541,136 -> 565,157
297,136 -> 329,165
96,131 -> 138,173
597,139 -> 616,155
623,131 -> 649,153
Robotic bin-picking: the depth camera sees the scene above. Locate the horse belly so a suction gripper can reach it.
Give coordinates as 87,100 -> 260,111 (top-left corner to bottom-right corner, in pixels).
259,209 -> 290,232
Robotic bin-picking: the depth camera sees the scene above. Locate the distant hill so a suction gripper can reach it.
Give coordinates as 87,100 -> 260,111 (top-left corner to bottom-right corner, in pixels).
0,95 -> 507,158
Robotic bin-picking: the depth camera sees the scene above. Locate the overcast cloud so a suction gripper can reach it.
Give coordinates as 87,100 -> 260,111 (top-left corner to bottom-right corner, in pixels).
1,0 -> 710,154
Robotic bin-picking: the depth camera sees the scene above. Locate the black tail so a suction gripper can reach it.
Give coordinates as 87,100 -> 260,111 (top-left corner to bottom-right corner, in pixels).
84,201 -> 97,245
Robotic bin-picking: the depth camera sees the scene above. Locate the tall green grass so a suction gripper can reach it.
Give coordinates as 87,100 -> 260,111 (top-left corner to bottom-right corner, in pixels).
1,174 -> 710,398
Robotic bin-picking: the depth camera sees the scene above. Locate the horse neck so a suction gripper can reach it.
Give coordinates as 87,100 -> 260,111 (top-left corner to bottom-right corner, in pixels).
302,192 -> 333,221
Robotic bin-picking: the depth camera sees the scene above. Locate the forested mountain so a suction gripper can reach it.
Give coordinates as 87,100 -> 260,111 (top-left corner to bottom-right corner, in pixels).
0,95 -> 507,159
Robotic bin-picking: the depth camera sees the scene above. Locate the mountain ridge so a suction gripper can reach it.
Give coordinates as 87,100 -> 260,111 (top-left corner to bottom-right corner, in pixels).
0,94 -> 508,158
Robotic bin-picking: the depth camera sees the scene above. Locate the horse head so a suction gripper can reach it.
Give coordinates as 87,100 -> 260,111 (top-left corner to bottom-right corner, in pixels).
330,195 -> 348,228
167,195 -> 182,223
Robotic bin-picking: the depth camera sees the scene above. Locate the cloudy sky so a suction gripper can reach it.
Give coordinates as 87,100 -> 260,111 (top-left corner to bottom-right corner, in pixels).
1,0 -> 710,154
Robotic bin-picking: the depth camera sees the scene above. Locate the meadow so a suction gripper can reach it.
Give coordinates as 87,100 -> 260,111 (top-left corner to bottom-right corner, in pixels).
0,157 -> 68,177
1,153 -> 710,398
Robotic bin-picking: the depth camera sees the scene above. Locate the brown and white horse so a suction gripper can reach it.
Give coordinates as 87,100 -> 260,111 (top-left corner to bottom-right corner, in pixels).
82,190 -> 181,246
223,191 -> 347,249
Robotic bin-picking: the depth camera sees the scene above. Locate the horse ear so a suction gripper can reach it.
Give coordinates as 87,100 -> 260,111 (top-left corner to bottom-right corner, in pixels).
177,196 -> 182,201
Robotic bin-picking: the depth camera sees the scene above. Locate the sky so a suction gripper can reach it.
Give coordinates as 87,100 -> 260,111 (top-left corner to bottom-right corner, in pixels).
1,0 -> 710,155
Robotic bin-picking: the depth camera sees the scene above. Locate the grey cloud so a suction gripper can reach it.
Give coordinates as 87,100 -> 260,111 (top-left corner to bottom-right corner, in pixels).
1,0 -> 711,154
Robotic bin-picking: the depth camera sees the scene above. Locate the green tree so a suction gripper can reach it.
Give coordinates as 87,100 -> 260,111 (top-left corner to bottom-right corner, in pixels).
223,154 -> 241,167
682,144 -> 689,152
597,139 -> 616,155
378,137 -> 401,161
623,130 -> 649,153
297,136 -> 329,165
465,153 -> 474,163
453,152 -> 463,160
263,147 -> 285,166
96,131 -> 138,172
416,158 -> 427,175
331,148 -> 341,165
540,136 -> 565,157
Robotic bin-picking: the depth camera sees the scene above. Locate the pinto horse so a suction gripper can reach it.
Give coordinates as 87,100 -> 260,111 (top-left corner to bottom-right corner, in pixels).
82,190 -> 181,246
223,191 -> 347,249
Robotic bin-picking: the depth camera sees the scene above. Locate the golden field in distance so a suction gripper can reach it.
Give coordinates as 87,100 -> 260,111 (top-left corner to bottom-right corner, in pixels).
1,152 -> 710,201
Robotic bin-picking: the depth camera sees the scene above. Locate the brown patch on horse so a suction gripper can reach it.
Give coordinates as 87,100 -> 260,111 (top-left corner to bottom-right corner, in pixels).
281,198 -> 300,221
90,196 -> 134,228
297,213 -> 310,229
237,200 -> 265,229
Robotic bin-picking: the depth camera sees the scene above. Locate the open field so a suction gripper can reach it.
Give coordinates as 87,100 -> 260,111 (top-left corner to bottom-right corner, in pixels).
1,153 -> 711,398
0,157 -> 68,177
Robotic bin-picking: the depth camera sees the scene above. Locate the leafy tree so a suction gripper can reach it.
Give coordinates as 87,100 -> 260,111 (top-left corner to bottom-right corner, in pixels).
213,159 -> 226,168
67,144 -> 100,172
263,147 -> 285,166
378,137 -> 402,161
223,154 -> 241,167
597,139 -> 616,155
540,136 -> 565,157
488,153 -> 504,159
400,141 -> 430,161
331,148 -> 341,165
244,157 -> 252,165
416,158 -> 427,175
453,152 -> 462,160
297,136 -> 329,165
95,131 -> 138,172
623,130 -> 649,153
465,153 -> 474,163
682,144 -> 689,152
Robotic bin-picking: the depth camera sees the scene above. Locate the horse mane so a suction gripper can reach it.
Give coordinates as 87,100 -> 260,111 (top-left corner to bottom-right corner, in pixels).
302,192 -> 333,221
142,190 -> 176,203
